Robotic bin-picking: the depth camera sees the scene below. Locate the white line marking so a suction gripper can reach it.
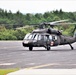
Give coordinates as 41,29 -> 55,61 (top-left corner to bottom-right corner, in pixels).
28,63 -> 36,65
26,63 -> 76,69
0,63 -> 15,66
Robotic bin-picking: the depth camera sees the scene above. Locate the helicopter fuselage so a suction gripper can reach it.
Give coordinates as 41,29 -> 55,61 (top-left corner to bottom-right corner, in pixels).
22,19 -> 76,51
22,31 -> 76,51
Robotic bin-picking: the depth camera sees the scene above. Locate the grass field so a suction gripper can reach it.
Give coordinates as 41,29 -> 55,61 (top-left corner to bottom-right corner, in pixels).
0,69 -> 19,75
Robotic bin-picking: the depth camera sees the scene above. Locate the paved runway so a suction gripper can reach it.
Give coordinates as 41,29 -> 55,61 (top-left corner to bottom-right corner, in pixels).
0,41 -> 76,69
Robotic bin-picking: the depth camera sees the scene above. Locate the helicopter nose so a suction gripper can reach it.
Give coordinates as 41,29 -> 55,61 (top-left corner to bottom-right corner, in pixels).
23,40 -> 29,44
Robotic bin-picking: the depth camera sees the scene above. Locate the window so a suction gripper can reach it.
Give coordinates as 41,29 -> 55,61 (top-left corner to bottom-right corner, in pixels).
49,35 -> 52,40
24,33 -> 36,40
24,33 -> 40,40
38,35 -> 41,40
55,36 -> 57,40
44,36 -> 48,41
34,34 -> 39,40
24,33 -> 30,39
52,35 -> 57,41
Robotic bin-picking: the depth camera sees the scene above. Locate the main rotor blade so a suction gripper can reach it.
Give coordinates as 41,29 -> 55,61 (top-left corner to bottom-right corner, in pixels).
52,23 -> 76,25
48,19 -> 69,25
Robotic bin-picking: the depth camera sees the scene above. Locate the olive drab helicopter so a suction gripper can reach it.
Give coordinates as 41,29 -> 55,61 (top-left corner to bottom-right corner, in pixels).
22,20 -> 76,51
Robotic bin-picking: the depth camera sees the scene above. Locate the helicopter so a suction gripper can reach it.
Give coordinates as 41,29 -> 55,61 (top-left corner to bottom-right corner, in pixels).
22,20 -> 76,51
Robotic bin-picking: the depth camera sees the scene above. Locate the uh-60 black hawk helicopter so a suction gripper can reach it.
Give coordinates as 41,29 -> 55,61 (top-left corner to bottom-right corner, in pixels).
22,20 -> 76,51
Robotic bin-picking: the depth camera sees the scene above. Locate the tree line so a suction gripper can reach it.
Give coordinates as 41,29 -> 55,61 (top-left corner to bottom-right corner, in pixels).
0,8 -> 76,40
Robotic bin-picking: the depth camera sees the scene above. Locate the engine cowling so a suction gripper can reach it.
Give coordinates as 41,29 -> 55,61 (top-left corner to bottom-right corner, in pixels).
47,28 -> 62,35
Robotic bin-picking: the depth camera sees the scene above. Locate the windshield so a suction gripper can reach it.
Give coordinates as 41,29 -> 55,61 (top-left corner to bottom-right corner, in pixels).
24,33 -> 54,41
24,33 -> 31,39
24,33 -> 39,40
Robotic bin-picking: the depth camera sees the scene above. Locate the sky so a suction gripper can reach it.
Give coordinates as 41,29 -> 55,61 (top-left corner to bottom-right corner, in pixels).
0,0 -> 76,14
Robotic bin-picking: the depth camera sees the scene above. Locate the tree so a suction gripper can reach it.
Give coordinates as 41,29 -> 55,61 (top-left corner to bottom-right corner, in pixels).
43,12 -> 50,18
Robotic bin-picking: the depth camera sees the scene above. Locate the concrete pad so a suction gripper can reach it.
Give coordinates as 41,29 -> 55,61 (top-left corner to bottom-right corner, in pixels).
7,69 -> 76,75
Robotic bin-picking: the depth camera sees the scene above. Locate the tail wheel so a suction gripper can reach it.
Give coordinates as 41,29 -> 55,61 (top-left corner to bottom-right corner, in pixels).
47,46 -> 50,51
29,46 -> 33,51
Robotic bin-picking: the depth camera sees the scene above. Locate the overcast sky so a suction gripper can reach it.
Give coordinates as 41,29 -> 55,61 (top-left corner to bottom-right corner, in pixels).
0,0 -> 76,14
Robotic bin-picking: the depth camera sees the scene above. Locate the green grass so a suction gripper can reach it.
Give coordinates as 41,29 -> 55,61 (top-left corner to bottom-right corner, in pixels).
0,69 -> 19,75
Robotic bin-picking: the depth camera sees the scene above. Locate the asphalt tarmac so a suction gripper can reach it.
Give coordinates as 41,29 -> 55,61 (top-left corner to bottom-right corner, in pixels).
0,41 -> 76,69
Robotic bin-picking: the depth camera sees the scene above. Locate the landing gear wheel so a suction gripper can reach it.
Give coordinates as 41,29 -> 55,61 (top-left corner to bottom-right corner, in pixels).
47,46 -> 50,51
29,46 -> 33,51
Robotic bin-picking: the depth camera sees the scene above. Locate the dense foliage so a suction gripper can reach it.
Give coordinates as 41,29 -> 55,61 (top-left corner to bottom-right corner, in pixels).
0,8 -> 76,40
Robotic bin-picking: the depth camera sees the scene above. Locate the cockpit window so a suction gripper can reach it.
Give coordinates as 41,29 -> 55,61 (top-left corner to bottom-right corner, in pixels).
38,35 -> 41,40
24,33 -> 30,39
34,34 -> 39,40
24,33 -> 39,40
